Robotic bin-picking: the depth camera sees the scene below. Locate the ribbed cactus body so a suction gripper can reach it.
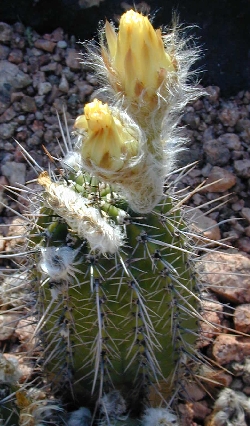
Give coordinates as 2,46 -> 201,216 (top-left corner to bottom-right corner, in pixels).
0,9 -> 207,425
32,174 -> 198,417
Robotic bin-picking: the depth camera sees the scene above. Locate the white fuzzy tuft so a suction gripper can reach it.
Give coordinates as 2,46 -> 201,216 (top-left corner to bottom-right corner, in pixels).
39,246 -> 80,281
67,407 -> 92,426
141,407 -> 179,426
211,388 -> 250,425
38,172 -> 124,254
100,390 -> 127,420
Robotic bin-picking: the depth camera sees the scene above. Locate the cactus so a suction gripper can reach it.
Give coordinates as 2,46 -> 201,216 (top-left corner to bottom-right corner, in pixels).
0,9 -> 214,426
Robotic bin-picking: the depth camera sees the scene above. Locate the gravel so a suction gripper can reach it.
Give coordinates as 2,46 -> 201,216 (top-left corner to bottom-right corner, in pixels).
0,19 -> 250,426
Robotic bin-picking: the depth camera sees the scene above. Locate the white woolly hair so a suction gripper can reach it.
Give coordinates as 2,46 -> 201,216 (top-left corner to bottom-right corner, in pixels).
76,17 -> 204,213
74,106 -> 166,213
67,407 -> 92,426
212,388 -> 250,423
80,16 -> 204,133
40,176 -> 124,254
39,246 -> 80,281
141,407 -> 179,426
76,106 -> 145,178
100,390 -> 126,419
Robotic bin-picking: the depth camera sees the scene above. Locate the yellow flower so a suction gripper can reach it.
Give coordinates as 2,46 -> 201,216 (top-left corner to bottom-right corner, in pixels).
74,99 -> 139,172
103,10 -> 176,102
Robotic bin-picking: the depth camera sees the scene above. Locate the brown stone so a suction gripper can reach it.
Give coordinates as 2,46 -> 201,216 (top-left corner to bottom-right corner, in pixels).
15,317 -> 37,353
204,166 -> 236,192
4,353 -> 33,383
197,297 -> 223,348
65,48 -> 81,70
20,95 -> 36,112
203,139 -> 230,166
187,208 -> 221,242
213,334 -> 250,364
237,237 -> 250,254
234,304 -> 250,333
192,401 -> 211,421
8,48 -> 23,64
206,86 -> 220,102
218,101 -> 239,127
34,38 -> 56,53
0,313 -> 20,340
199,251 -> 250,304
0,22 -> 13,43
218,133 -> 241,150
242,208 -> 250,223
0,106 -> 16,123
180,381 -> 207,401
199,365 -> 232,388
178,403 -> 195,426
234,159 -> 250,178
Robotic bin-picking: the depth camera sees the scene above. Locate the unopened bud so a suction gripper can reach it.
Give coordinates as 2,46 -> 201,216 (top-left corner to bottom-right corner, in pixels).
74,99 -> 140,174
103,10 -> 176,104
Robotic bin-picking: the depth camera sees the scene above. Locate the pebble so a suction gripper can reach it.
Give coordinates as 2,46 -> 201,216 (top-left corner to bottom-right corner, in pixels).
182,111 -> 200,129
245,226 -> 250,237
204,166 -> 236,192
0,44 -> 10,60
188,208 -> 221,241
40,62 -> 57,72
15,317 -> 36,353
0,122 -> 17,139
218,133 -> 241,150
234,159 -> 250,178
8,48 -> 23,64
0,106 -> 16,123
181,382 -> 207,402
200,365 -> 232,388
57,40 -> 67,49
234,304 -> 250,333
0,60 -> 31,114
0,22 -> 13,43
0,191 -> 7,214
1,161 -> 26,186
0,313 -> 20,340
3,353 -> 33,383
0,60 -> 31,90
197,297 -> 223,348
199,251 -> 250,304
59,74 -> 69,92
20,95 -> 36,112
213,334 -> 250,365
203,139 -> 231,166
237,237 -> 250,253
65,48 -> 81,70
241,208 -> 250,223
218,101 -> 240,127
34,38 -> 56,53
205,86 -> 220,102
38,81 -> 52,95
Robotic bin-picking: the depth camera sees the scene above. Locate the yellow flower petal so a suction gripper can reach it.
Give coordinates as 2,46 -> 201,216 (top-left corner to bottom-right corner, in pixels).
104,10 -> 176,102
75,99 -> 139,173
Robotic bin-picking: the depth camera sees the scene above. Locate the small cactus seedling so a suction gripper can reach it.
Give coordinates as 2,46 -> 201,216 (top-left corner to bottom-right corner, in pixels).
0,9 -> 222,426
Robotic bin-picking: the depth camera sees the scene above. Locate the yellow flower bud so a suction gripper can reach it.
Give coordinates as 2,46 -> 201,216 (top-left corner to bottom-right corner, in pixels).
74,99 -> 139,173
103,10 -> 176,103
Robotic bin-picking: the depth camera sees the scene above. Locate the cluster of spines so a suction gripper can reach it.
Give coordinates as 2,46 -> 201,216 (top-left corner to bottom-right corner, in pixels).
0,8 -> 228,426
0,161 -> 212,425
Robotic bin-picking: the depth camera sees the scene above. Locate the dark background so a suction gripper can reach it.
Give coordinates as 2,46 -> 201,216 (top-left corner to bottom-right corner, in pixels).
0,0 -> 249,96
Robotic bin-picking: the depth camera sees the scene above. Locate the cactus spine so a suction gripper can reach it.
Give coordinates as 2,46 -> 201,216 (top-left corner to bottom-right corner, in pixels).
0,9 -> 206,426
